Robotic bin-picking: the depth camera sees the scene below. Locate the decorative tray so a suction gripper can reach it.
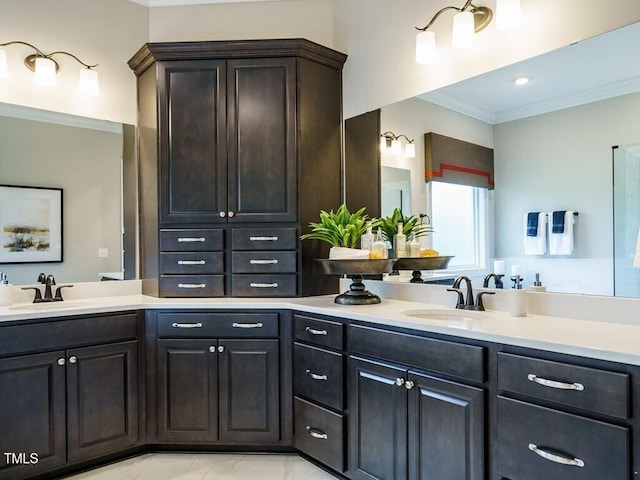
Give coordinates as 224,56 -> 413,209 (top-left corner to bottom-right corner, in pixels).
392,255 -> 454,283
316,258 -> 396,276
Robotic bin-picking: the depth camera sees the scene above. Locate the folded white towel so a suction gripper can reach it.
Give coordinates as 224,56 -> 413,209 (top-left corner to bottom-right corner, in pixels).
633,227 -> 640,268
549,210 -> 575,255
329,247 -> 370,260
524,212 -> 547,255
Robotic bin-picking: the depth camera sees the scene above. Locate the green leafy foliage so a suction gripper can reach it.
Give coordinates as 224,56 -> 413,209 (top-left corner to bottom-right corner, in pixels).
378,208 -> 433,242
300,204 -> 379,248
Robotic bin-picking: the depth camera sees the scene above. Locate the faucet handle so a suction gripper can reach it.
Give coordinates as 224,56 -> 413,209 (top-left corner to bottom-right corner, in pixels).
475,291 -> 496,311
447,288 -> 466,309
54,285 -> 74,301
21,286 -> 43,303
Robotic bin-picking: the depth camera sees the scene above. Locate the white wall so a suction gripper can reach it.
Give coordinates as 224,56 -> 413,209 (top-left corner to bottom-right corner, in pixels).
494,93 -> 640,295
335,0 -> 640,119
0,0 -> 148,125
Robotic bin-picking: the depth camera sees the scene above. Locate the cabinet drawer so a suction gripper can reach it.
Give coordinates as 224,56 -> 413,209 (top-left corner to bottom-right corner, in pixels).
294,397 -> 344,473
232,228 -> 297,250
0,313 -> 139,357
497,396 -> 629,480
232,251 -> 296,273
159,275 -> 224,297
161,252 -> 224,274
231,274 -> 297,297
160,229 -> 223,251
293,314 -> 344,350
349,324 -> 485,383
294,343 -> 343,410
498,352 -> 630,419
158,312 -> 279,338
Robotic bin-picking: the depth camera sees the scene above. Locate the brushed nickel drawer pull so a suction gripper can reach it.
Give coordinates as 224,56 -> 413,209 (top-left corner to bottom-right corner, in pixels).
177,237 -> 206,243
306,369 -> 328,381
250,282 -> 278,288
528,444 -> 585,467
306,426 -> 328,440
527,374 -> 585,391
232,322 -> 264,329
249,236 -> 279,241
249,259 -> 279,265
172,322 -> 203,328
305,327 -> 328,336
178,283 -> 207,289
178,260 -> 206,265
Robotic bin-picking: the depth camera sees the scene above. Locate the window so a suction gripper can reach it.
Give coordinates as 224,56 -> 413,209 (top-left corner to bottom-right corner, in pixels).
428,182 -> 490,270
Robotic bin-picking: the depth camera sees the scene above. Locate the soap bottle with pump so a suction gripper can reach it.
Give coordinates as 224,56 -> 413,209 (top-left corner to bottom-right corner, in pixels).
510,274 -> 527,317
0,272 -> 13,307
393,222 -> 407,258
528,273 -> 546,292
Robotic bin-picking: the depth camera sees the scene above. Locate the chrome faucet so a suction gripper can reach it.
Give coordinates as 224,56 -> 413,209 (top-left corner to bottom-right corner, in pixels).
448,275 -> 495,311
483,273 -> 504,289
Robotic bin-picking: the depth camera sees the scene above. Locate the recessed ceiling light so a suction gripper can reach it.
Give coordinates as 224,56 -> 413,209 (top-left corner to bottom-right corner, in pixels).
514,77 -> 530,86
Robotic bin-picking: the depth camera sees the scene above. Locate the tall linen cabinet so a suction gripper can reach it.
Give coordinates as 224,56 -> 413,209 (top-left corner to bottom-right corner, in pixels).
128,39 -> 347,297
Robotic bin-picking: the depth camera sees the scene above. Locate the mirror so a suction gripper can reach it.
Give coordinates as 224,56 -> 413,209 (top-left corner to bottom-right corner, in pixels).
381,167 -> 411,217
0,103 -> 136,285
377,21 -> 640,296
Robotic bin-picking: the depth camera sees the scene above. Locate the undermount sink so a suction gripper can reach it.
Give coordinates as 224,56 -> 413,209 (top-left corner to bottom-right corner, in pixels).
9,301 -> 95,311
401,308 -> 486,322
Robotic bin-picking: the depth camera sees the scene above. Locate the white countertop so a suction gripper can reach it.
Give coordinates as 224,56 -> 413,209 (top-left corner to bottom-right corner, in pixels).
1,286 -> 639,367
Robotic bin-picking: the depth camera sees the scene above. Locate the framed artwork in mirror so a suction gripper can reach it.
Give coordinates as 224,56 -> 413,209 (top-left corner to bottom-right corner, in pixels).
0,185 -> 63,264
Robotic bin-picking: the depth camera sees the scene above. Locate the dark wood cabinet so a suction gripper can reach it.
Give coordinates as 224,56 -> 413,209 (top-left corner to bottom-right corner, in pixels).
348,355 -> 484,480
155,311 -> 283,446
128,39 -> 347,297
0,340 -> 139,480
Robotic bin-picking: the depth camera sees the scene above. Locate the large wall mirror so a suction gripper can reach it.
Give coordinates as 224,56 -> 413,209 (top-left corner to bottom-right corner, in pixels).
375,21 -> 640,297
0,103 -> 137,285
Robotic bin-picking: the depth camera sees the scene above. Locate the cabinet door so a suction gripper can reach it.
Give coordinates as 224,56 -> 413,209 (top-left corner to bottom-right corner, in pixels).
66,341 -> 139,462
0,351 -> 66,480
227,58 -> 297,223
218,339 -> 280,444
157,339 -> 219,442
349,356 -> 408,480
158,60 -> 228,224
407,371 -> 484,480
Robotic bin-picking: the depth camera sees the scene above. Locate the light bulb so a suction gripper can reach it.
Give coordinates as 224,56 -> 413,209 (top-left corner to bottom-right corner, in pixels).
0,50 -> 8,79
496,0 -> 522,30
415,31 -> 436,64
34,57 -> 57,87
79,68 -> 99,96
404,143 -> 416,158
452,10 -> 475,49
390,139 -> 402,155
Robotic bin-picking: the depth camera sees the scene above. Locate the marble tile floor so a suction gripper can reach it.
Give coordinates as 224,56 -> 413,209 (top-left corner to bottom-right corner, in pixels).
62,453 -> 339,480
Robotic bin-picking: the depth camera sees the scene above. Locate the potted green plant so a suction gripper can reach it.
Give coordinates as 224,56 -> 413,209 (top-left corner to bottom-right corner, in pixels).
378,208 -> 433,243
300,203 -> 378,252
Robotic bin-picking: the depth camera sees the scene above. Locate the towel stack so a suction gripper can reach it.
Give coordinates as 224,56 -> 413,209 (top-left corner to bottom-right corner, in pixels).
329,247 -> 370,260
523,212 -> 546,255
523,211 -> 576,256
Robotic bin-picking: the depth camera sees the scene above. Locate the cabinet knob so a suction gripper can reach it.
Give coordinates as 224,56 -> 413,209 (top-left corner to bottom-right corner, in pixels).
228,211 -> 235,218
405,380 -> 415,390
219,211 -> 226,218
209,346 -> 216,353
68,356 -> 77,364
57,358 -> 66,366
218,346 -> 225,353
395,378 -> 405,387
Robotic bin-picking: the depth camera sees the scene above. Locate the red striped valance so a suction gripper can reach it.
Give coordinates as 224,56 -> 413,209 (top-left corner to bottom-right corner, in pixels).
424,132 -> 494,189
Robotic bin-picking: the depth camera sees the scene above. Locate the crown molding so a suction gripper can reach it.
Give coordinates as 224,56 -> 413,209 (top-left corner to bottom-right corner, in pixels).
0,103 -> 122,133
128,0 -> 282,6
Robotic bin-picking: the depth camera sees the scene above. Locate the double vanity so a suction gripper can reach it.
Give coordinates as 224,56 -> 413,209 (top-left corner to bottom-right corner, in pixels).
0,284 -> 639,480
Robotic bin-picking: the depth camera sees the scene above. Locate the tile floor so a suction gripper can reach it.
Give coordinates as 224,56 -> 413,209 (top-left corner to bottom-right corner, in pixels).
62,453 -> 339,480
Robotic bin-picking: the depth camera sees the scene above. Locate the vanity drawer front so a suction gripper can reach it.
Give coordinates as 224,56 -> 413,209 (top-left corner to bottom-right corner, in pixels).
161,252 -> 224,274
159,275 -> 224,297
498,352 -> 630,419
294,396 -> 345,473
157,312 -> 279,338
232,251 -> 296,273
294,343 -> 343,410
160,229 -> 223,252
231,274 -> 297,297
349,324 -> 485,383
293,314 -> 344,350
497,396 -> 629,480
231,227 -> 297,250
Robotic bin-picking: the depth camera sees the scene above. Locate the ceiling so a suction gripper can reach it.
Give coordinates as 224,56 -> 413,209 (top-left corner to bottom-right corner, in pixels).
418,21 -> 640,124
127,0 -> 295,6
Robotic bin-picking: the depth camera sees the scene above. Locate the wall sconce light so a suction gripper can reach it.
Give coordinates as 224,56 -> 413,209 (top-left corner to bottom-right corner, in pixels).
380,132 -> 416,158
415,0 -> 522,64
0,41 -> 99,95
